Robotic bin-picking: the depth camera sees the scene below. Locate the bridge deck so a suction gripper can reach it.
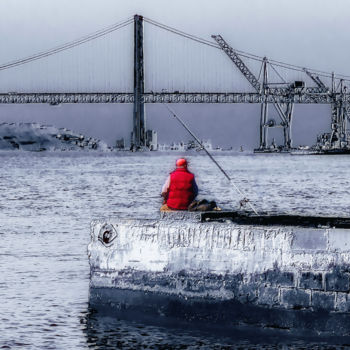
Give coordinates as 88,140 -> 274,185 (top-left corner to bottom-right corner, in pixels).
0,92 -> 342,104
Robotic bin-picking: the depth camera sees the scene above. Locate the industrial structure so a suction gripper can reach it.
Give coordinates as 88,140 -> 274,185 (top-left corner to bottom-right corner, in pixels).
0,15 -> 349,152
304,70 -> 350,153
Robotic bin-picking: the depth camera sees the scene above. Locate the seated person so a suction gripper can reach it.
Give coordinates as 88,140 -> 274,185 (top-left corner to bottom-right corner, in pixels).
161,158 -> 198,211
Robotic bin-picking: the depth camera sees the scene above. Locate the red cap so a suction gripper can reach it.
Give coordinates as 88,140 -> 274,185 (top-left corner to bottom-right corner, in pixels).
176,158 -> 187,167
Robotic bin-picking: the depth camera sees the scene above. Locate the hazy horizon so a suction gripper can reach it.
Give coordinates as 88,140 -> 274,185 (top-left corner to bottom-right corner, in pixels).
0,0 -> 347,148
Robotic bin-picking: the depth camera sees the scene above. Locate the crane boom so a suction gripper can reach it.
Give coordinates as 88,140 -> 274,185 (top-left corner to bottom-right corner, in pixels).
212,35 -> 261,92
212,34 -> 294,150
303,69 -> 328,93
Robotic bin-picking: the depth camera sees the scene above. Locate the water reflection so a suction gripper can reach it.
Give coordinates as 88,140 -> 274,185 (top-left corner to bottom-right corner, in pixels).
83,287 -> 350,349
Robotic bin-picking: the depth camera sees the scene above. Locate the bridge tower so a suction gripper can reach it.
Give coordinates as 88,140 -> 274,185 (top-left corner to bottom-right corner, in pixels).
131,14 -> 146,150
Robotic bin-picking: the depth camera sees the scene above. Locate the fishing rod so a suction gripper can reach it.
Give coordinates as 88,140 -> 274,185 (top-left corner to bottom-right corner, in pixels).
164,104 -> 259,216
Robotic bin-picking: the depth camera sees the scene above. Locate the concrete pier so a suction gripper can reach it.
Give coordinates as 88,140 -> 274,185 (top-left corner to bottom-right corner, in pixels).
88,212 -> 350,334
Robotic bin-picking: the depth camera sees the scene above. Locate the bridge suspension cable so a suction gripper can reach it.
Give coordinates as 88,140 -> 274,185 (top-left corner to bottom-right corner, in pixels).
0,17 -> 133,72
144,16 -> 350,82
1,14 -> 350,84
143,17 -> 221,49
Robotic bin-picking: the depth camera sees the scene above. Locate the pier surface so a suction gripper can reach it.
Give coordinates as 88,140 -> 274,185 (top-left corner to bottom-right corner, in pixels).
88,212 -> 350,334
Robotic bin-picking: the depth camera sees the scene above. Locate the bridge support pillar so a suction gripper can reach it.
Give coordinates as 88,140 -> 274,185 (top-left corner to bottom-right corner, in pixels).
131,14 -> 146,150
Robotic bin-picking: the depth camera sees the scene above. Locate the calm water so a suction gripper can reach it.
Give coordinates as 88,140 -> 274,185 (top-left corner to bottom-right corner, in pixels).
1,151 -> 350,349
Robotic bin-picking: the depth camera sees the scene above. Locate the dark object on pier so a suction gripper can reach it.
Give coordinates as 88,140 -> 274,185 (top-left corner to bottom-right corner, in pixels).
200,211 -> 350,229
188,199 -> 218,212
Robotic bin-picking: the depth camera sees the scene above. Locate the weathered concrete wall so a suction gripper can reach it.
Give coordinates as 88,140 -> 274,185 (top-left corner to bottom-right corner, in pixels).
88,214 -> 350,314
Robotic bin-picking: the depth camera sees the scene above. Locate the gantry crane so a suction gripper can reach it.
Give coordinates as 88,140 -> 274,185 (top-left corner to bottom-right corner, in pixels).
328,78 -> 349,150
304,68 -> 350,151
212,35 -> 294,151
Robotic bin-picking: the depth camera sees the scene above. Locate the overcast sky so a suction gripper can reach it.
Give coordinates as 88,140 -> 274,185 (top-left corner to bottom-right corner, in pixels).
0,0 -> 348,148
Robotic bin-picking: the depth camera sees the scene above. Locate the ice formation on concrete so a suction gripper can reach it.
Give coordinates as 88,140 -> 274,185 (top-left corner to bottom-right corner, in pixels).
0,122 -> 109,151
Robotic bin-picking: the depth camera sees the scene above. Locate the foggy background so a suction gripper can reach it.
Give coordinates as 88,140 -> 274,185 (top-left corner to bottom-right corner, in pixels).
0,0 -> 347,148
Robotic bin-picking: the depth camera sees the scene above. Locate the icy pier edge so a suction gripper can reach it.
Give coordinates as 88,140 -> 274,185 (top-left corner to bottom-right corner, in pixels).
88,213 -> 350,313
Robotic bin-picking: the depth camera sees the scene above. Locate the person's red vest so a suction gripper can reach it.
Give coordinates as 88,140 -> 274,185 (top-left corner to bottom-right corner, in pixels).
166,168 -> 195,210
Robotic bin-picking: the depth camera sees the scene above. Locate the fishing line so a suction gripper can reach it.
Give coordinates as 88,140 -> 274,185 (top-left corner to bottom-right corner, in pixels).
163,104 -> 259,215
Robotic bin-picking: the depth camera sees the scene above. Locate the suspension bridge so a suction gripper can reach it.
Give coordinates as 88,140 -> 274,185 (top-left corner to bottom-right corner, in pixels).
0,14 -> 349,151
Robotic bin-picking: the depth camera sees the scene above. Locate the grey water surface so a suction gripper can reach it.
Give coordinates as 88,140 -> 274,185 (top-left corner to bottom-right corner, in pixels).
1,151 -> 350,349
